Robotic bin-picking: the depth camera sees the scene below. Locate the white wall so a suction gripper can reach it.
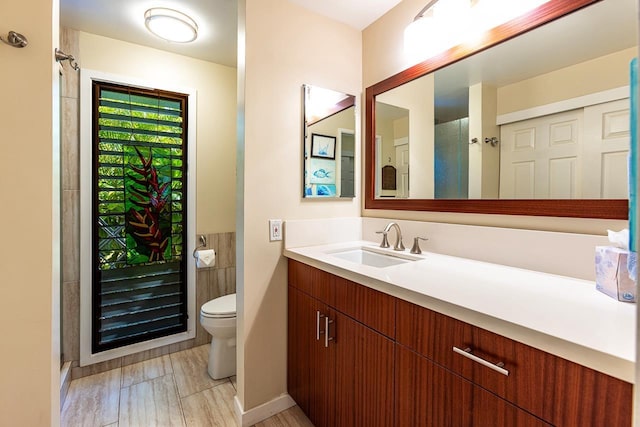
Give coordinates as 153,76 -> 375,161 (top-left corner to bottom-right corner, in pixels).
239,0 -> 361,412
78,32 -> 237,233
0,0 -> 60,425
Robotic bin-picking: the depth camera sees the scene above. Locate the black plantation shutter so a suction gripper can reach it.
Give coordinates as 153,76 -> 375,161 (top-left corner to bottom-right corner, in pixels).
92,81 -> 188,352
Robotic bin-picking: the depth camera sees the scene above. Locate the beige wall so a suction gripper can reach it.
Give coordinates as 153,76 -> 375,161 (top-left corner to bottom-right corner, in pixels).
468,83 -> 499,198
394,116 -> 409,138
375,109 -> 397,197
377,74 -> 435,198
307,108 -> 355,137
240,0 -> 361,411
362,0 -> 628,234
498,47 -> 636,115
376,108 -> 397,166
78,32 -> 237,233
362,0 -> 427,87
0,0 -> 60,425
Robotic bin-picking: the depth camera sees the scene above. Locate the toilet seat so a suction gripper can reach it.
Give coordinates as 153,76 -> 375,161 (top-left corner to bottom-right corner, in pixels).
201,293 -> 236,318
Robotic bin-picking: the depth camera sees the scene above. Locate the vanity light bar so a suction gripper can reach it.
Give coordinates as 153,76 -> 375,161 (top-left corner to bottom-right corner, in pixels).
406,0 -> 551,61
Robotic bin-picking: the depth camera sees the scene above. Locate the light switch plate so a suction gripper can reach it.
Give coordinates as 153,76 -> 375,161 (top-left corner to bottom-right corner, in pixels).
269,219 -> 283,241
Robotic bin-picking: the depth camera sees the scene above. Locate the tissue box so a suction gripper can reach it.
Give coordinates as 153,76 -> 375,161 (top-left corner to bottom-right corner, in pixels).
595,246 -> 637,303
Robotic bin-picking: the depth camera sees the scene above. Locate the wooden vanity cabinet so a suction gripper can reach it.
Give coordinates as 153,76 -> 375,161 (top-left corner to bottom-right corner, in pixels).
288,260 -> 632,426
287,260 -> 395,427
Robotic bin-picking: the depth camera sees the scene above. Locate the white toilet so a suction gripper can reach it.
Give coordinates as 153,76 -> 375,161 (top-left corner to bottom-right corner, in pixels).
200,293 -> 236,380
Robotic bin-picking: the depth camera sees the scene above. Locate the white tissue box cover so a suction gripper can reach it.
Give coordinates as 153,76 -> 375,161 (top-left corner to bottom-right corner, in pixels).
595,246 -> 636,303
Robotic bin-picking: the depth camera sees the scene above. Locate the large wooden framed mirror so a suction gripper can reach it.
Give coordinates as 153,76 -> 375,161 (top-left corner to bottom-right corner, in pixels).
365,0 -> 634,219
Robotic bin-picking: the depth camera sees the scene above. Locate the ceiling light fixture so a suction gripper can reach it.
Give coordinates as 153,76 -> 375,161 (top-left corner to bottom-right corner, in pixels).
144,8 -> 198,43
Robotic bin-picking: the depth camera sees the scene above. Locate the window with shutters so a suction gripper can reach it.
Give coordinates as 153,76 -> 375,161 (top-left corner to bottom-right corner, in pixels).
91,81 -> 189,353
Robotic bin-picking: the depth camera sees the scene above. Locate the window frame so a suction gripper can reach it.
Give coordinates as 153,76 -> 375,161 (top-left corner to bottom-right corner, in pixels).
79,69 -> 197,366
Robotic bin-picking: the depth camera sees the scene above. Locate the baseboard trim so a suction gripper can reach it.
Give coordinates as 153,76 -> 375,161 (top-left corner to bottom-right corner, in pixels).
234,393 -> 295,427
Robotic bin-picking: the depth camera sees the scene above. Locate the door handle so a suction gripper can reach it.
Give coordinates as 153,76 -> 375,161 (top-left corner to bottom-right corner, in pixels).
325,316 -> 334,347
316,311 -> 326,341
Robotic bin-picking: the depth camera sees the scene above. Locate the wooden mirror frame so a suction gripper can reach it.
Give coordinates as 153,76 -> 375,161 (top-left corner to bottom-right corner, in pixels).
365,0 -> 627,219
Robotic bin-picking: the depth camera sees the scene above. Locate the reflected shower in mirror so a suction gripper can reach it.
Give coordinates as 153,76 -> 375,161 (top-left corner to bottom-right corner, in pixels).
303,84 -> 356,198
372,0 -> 636,202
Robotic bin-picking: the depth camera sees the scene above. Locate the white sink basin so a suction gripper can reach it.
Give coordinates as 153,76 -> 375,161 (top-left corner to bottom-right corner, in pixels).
329,247 -> 419,268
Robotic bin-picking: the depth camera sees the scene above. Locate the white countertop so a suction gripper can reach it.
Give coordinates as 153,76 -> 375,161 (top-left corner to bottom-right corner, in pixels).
284,240 -> 636,383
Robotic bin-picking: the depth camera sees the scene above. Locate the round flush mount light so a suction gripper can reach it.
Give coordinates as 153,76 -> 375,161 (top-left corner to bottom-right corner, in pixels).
144,8 -> 198,43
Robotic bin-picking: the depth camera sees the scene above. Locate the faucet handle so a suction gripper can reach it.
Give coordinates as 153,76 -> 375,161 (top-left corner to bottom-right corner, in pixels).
410,237 -> 428,254
375,230 -> 390,248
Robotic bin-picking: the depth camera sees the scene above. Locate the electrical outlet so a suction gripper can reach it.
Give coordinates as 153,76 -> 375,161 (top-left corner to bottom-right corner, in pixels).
269,219 -> 283,241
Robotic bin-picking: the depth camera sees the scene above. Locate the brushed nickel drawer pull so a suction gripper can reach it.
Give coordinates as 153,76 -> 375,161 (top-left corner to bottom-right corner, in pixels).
316,311 -> 326,340
453,346 -> 509,376
325,316 -> 334,347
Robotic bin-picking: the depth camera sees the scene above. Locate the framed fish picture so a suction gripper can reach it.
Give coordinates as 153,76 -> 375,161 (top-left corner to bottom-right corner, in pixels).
309,158 -> 336,184
311,133 -> 336,159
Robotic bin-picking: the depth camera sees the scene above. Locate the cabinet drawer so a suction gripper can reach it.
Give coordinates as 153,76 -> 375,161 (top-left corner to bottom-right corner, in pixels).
396,298 -> 473,376
333,275 -> 396,339
288,259 -> 334,304
469,326 -> 632,426
397,299 -> 633,426
396,344 -> 551,427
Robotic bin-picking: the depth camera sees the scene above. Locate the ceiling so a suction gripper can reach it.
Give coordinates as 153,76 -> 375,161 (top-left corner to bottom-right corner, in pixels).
287,0 -> 402,30
59,0 -> 401,67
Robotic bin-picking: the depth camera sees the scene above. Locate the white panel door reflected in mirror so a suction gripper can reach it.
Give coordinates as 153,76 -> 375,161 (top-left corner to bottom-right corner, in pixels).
303,84 -> 356,198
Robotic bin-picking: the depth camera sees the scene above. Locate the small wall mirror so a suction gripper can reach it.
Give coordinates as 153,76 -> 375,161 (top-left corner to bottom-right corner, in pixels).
303,84 -> 356,198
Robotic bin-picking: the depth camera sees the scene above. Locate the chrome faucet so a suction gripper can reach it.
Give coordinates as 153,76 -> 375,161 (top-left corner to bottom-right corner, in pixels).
377,222 -> 405,251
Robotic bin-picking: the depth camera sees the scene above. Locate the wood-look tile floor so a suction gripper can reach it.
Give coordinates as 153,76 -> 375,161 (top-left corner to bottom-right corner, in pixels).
61,344 -> 313,427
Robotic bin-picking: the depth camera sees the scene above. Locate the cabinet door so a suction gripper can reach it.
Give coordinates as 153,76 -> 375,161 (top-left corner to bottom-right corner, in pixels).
309,298 -> 335,427
396,344 -> 551,427
333,309 -> 394,427
396,343 -> 461,427
287,286 -> 335,427
287,286 -> 312,414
